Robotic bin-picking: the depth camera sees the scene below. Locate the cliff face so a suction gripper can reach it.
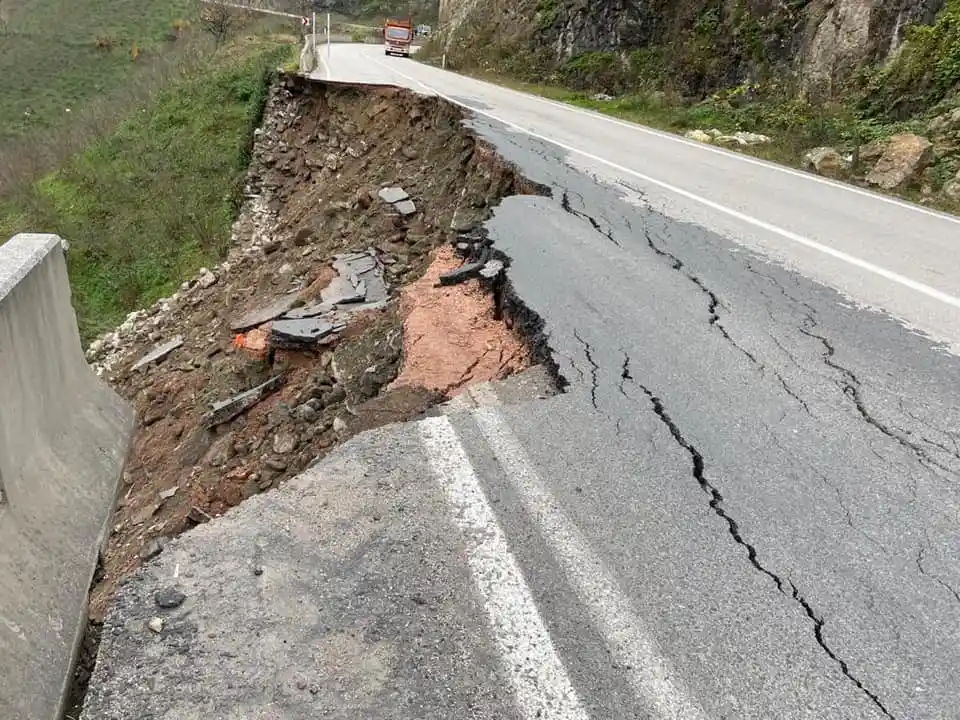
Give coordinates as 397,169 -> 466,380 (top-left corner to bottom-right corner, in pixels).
435,0 -> 947,99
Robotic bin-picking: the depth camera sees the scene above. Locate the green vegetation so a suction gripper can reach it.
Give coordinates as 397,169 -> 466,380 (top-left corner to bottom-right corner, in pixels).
422,0 -> 960,209
1,36 -> 294,341
863,0 -> 960,118
0,0 -> 197,146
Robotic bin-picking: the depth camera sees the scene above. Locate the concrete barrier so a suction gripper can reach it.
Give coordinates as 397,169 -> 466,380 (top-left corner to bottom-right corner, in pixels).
0,234 -> 134,720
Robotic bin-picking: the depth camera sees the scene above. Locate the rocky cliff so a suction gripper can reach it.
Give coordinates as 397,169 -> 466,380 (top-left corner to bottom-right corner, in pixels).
435,0 -> 951,103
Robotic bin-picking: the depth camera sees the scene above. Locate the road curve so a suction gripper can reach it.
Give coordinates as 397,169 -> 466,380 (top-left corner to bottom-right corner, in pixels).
305,44 -> 960,720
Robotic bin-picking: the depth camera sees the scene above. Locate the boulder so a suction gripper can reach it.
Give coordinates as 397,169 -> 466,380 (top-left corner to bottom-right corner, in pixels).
802,147 -> 849,179
684,129 -> 713,143
866,134 -> 933,190
857,140 -> 888,166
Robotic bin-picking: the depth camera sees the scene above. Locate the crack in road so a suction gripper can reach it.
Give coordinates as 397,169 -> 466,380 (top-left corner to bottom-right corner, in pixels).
573,329 -> 601,410
643,229 -> 811,415
560,189 -> 622,248
916,544 -> 960,605
798,320 -> 954,478
625,375 -> 895,719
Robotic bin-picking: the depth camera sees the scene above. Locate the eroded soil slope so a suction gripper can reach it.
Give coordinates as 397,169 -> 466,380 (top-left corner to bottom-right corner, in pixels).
85,76 -> 546,620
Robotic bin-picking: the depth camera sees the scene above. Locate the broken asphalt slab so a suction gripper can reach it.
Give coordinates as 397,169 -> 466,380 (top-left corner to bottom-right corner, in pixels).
131,336 -> 184,371
205,376 -> 284,428
231,293 -> 301,332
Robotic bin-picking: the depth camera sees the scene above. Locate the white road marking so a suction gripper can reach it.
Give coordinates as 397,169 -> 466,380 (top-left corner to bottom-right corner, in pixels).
472,407 -> 709,720
372,56 -> 960,312
418,416 -> 590,720
426,65 -> 960,226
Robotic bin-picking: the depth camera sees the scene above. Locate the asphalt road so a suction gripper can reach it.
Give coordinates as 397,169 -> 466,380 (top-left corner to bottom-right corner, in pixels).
312,44 -> 960,719
87,44 -> 960,719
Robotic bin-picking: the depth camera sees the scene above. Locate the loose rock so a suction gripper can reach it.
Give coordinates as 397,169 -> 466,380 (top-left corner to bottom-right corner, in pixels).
154,587 -> 186,609
866,133 -> 933,190
802,147 -> 849,179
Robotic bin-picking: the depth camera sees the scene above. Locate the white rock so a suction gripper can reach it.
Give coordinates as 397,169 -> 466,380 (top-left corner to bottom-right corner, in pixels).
198,268 -> 217,289
684,129 -> 713,143
148,617 -> 164,633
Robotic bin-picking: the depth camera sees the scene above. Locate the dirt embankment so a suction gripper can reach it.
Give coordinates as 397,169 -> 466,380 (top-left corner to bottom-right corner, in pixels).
83,76 -> 548,621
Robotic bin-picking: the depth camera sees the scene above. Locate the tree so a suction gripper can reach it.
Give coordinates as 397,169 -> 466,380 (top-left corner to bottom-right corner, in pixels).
199,1 -> 237,48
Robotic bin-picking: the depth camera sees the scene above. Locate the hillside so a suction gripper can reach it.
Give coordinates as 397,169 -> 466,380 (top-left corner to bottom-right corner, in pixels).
428,0 -> 960,208
329,0 -> 438,21
0,0 -> 197,146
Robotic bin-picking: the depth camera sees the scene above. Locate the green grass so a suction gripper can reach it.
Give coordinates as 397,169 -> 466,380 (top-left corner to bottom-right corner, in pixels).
1,36 -> 294,341
0,0 -> 199,146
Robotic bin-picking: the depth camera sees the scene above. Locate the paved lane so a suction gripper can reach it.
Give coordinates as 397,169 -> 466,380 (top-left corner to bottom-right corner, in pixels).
316,43 -> 960,351
86,44 -> 960,720
312,43 -> 960,719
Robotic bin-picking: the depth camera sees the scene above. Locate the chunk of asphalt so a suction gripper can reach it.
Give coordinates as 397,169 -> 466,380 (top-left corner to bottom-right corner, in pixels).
230,293 -> 301,331
438,261 -> 484,286
205,376 -> 284,428
394,199 -> 417,216
282,302 -> 333,320
333,252 -> 377,277
271,318 -> 335,342
479,259 -> 505,279
378,186 -> 409,204
131,336 -> 184,371
321,276 -> 365,305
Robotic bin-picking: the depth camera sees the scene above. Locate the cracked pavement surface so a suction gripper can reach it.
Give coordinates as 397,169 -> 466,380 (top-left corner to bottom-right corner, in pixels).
88,47 -> 960,719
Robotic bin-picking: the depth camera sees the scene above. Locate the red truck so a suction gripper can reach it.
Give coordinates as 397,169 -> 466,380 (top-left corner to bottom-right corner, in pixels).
383,17 -> 413,57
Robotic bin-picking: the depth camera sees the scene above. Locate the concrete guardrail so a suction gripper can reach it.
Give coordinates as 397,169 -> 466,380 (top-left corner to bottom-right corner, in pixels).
0,234 -> 134,720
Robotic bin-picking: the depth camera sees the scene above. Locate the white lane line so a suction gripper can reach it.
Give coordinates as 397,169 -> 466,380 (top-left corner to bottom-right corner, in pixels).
418,416 -> 590,720
370,55 -> 960,311
367,46 -> 960,226
472,407 -> 709,720
440,68 -> 960,225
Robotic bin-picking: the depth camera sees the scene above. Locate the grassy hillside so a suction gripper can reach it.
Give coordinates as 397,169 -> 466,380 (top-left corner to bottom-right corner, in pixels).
0,0 -> 197,146
1,35 -> 295,340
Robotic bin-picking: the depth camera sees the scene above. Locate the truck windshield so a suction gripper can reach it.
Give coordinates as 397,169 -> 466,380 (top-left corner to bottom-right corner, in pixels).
385,26 -> 411,41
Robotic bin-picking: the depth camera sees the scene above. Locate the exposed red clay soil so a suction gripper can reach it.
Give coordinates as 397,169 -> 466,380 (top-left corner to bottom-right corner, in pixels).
391,246 -> 530,395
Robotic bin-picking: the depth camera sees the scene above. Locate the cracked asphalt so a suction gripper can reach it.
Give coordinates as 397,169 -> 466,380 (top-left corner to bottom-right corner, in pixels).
102,45 -> 960,719
474,125 -> 960,718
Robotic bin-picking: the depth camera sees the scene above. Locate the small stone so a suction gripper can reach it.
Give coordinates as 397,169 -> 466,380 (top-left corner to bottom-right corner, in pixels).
293,403 -> 319,422
140,537 -> 166,561
272,429 -> 298,455
159,486 -> 178,500
378,186 -> 409,204
394,199 -> 417,216
684,129 -> 713,143
198,268 -> 217,289
148,617 -> 164,634
253,565 -> 264,576
155,587 -> 186,609
333,416 -> 348,432
265,456 -> 289,471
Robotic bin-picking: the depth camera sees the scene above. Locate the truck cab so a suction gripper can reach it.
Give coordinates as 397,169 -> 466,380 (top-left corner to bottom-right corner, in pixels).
383,18 -> 413,57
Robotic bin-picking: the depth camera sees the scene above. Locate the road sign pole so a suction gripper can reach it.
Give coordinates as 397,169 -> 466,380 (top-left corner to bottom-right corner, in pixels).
326,12 -> 331,59
312,12 -> 316,48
